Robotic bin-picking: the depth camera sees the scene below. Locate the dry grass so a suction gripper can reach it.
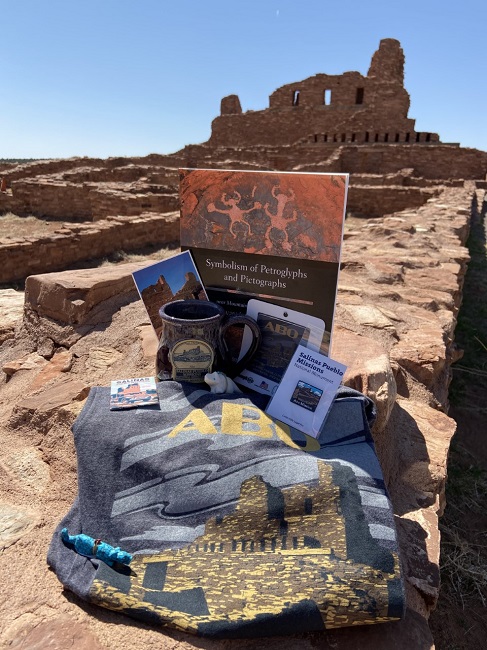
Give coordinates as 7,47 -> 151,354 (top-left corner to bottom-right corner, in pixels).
438,447 -> 487,608
98,245 -> 178,267
0,212 -> 62,239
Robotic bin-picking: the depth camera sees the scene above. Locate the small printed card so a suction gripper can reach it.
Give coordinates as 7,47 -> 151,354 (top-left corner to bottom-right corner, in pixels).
110,377 -> 159,410
265,345 -> 347,439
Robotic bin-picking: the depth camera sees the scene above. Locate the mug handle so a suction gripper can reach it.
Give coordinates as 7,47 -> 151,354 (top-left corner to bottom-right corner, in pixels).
218,315 -> 261,378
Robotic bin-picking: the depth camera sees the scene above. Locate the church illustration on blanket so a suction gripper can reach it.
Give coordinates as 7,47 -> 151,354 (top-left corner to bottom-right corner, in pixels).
91,461 -> 404,634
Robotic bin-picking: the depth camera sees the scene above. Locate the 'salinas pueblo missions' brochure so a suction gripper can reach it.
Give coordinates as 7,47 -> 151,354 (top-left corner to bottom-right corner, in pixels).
179,169 -> 349,354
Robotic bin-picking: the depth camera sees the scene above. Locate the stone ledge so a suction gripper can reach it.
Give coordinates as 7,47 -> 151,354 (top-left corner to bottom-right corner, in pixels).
23,262 -> 148,348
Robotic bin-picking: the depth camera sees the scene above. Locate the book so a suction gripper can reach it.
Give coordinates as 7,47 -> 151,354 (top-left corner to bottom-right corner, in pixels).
132,250 -> 208,338
179,168 -> 348,355
265,345 -> 347,439
110,377 -> 159,410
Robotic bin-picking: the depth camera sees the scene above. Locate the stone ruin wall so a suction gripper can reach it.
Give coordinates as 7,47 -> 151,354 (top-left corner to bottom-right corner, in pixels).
209,40 -> 435,148
0,212 -> 179,284
204,38 -> 487,180
0,166 -> 442,283
0,163 -> 479,284
4,177 -> 178,221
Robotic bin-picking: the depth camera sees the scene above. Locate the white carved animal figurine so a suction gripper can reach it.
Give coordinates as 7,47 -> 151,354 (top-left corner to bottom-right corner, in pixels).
204,371 -> 242,394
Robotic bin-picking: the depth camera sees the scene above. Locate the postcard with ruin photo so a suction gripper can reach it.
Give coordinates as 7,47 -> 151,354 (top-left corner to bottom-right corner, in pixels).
132,251 -> 208,338
179,169 -> 348,354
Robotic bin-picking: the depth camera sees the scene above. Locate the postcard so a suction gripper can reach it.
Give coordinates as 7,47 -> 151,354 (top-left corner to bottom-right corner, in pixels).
132,250 -> 208,337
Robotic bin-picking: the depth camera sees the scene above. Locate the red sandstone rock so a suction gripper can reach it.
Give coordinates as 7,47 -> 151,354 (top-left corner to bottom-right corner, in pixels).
18,377 -> 90,413
23,262 -> 149,348
332,327 -> 397,433
25,263 -> 145,325
29,349 -> 73,391
2,352 -> 47,377
7,617 -> 104,650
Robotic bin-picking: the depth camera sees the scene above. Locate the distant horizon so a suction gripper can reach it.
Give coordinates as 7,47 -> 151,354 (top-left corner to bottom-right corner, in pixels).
2,1 -> 486,159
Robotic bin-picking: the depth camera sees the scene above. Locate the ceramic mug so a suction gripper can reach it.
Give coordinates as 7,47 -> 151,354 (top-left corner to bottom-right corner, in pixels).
156,300 -> 261,383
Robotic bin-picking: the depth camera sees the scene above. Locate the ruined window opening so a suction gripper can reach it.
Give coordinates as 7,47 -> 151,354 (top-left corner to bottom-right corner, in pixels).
324,89 -> 332,105
405,132 -> 410,142
425,133 -> 431,142
416,132 -> 421,142
355,88 -> 364,104
292,90 -> 300,106
333,134 -> 337,142
395,133 -> 400,142
384,133 -> 389,142
314,134 -> 318,143
341,133 -> 346,142
324,134 -> 328,142
365,132 -> 370,142
374,133 -> 379,142
351,133 -> 356,142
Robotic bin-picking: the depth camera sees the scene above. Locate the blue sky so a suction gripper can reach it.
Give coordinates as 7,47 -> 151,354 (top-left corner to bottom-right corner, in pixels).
2,0 -> 486,159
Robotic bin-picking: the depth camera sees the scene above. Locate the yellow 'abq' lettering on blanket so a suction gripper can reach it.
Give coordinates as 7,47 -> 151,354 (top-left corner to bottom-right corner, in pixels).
167,403 -> 320,451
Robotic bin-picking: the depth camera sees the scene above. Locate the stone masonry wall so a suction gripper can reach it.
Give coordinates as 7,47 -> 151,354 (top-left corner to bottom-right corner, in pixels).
177,142 -> 487,180
0,182 -> 441,284
0,212 -> 179,283
1,178 -> 178,220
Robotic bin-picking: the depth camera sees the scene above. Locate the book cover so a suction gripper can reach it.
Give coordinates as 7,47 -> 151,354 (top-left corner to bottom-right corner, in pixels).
179,168 -> 348,354
265,345 -> 347,439
132,250 -> 208,338
110,377 -> 159,410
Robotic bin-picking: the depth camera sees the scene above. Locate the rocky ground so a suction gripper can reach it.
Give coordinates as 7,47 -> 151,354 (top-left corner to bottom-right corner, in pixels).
0,186 -> 484,649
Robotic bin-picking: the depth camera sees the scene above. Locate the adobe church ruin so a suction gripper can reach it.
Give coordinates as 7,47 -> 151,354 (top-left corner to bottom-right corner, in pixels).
211,39 -> 438,148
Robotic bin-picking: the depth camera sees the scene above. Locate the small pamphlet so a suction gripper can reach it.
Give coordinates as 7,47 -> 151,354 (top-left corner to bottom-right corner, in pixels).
132,250 -> 208,338
110,377 -> 159,410
265,345 -> 347,439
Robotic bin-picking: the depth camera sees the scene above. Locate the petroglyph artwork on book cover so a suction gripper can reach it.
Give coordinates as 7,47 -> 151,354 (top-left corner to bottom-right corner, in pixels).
179,169 -> 348,355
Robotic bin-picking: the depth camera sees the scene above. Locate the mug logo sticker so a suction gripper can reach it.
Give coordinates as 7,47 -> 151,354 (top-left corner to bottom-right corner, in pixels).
170,339 -> 214,382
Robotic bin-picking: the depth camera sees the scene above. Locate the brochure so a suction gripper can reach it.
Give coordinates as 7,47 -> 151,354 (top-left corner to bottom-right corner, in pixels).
110,377 -> 159,410
235,298 -> 325,396
132,250 -> 208,338
179,168 -> 348,355
265,345 -> 347,439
